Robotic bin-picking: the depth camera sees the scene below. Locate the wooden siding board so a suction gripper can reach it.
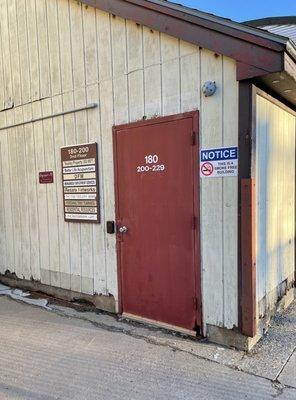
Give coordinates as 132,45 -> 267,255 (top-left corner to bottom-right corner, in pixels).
222,56 -> 239,328
161,34 -> 180,115
46,0 -> 62,96
1,114 -> 15,274
26,0 -> 40,101
7,0 -> 22,107
15,106 -> 31,280
86,83 -> 106,295
69,1 -> 85,90
0,122 -> 6,273
256,95 -> 267,304
16,0 -> 31,105
0,0 -> 13,108
126,21 -> 144,122
179,40 -> 200,114
0,26 -> 5,111
200,49 -> 224,327
143,28 -> 161,118
32,100 -> 49,284
143,26 -> 160,68
42,98 -> 60,286
126,20 -> 143,73
23,103 -> 40,281
100,77 -> 118,297
144,65 -> 162,118
111,16 -> 128,125
62,90 -> 81,292
52,94 -> 70,289
7,111 -> 22,278
74,87 -> 94,295
36,0 -> 51,98
57,0 -> 73,94
111,16 -> 126,78
83,4 -> 99,86
96,10 -> 112,83
108,15 -> 128,296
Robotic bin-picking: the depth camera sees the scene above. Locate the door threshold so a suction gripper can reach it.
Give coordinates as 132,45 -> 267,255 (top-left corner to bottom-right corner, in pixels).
122,312 -> 197,337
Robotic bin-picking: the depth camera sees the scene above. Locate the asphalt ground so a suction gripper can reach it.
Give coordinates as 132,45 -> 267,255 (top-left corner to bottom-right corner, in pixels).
0,290 -> 295,400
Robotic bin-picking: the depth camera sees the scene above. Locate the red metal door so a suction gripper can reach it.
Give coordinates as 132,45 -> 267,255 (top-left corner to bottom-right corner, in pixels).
113,112 -> 201,332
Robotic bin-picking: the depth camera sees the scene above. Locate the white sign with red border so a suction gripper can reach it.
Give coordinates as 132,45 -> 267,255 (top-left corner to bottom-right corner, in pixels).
200,146 -> 238,178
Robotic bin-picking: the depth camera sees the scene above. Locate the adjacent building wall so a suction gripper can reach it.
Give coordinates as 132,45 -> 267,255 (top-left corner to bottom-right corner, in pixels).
0,0 -> 239,329
256,94 -> 295,318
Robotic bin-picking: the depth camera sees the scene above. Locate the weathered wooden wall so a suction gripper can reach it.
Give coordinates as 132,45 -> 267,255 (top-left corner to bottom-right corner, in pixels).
0,0 -> 238,328
256,94 -> 295,317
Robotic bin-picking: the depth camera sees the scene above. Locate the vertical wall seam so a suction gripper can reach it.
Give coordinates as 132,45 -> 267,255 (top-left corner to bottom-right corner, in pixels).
106,12 -> 115,294
34,0 -> 42,104
0,140 -> 7,270
21,105 -> 32,279
24,0 -> 32,107
31,105 -> 41,280
159,33 -> 163,116
44,0 -> 53,97
41,102 -> 51,275
141,26 -> 146,117
94,9 -> 107,295
178,39 -> 181,113
0,9 -> 6,109
222,56 -> 225,326
125,20 -> 131,123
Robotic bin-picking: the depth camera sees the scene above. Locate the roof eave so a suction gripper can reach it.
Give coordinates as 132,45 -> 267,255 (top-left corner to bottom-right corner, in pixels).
81,0 -> 296,90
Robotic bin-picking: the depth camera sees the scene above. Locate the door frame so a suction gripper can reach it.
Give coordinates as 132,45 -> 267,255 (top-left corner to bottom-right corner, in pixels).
112,111 -> 202,330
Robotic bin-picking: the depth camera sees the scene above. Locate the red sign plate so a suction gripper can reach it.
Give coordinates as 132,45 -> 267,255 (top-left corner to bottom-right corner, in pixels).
39,171 -> 54,184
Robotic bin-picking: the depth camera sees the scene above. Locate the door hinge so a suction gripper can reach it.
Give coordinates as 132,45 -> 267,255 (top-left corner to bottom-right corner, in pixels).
191,131 -> 197,146
192,215 -> 197,230
193,297 -> 198,310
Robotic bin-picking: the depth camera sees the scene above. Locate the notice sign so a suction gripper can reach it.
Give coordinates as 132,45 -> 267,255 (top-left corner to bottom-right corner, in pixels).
200,146 -> 238,178
61,143 -> 100,223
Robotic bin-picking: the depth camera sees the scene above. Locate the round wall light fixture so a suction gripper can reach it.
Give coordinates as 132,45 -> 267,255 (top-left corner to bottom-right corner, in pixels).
202,81 -> 217,97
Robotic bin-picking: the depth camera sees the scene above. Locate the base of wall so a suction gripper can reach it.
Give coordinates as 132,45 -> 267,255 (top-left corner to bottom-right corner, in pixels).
258,276 -> 294,321
257,285 -> 295,336
207,286 -> 295,351
206,325 -> 261,352
0,274 -> 116,313
1,273 -> 294,351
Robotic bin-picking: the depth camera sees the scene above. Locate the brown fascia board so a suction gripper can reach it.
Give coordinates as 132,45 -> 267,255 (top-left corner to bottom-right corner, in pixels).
82,0 -> 288,80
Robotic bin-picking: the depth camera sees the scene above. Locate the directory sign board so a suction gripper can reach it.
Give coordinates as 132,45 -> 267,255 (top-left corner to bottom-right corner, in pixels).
61,143 -> 99,223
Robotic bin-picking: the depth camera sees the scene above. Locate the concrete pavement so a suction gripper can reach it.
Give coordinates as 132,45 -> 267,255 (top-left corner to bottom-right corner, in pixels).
0,291 -> 296,399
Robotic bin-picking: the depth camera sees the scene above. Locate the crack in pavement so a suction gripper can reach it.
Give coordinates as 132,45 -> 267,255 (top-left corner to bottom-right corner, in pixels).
275,347 -> 296,382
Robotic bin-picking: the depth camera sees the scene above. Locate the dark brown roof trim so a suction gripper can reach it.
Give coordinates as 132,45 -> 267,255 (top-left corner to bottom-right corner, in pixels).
82,0 -> 289,80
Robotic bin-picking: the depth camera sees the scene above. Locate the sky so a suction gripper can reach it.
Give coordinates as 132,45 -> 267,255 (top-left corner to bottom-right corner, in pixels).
171,0 -> 296,22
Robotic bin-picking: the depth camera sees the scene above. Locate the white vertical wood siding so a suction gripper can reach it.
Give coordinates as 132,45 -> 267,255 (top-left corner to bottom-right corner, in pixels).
256,94 -> 295,316
0,0 -> 238,328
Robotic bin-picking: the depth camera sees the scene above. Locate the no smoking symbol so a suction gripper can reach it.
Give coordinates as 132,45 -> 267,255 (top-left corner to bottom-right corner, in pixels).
201,162 -> 214,176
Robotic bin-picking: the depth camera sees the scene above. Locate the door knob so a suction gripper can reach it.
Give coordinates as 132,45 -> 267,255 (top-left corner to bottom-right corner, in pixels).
118,226 -> 128,233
